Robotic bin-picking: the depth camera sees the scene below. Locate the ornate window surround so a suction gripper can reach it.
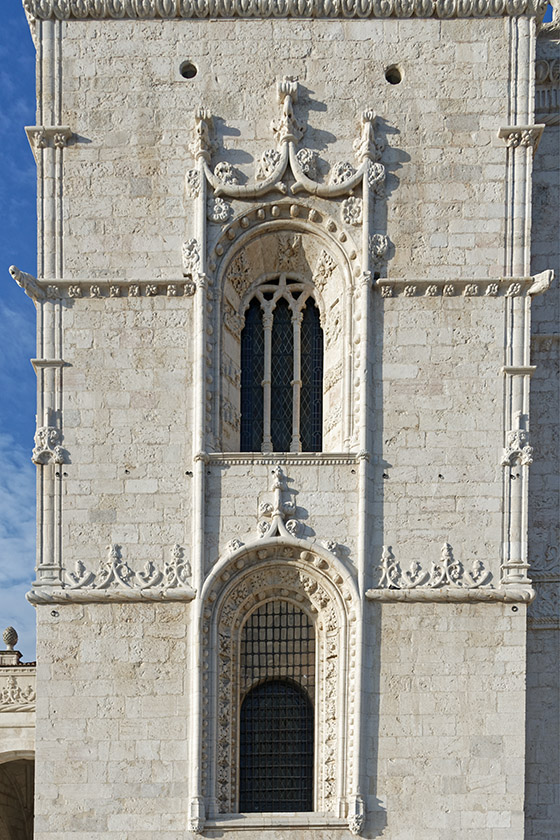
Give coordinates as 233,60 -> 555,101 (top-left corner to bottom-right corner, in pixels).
199,538 -> 364,834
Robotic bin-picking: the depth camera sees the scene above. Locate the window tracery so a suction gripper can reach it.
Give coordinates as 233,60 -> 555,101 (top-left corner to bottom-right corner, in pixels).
240,274 -> 323,453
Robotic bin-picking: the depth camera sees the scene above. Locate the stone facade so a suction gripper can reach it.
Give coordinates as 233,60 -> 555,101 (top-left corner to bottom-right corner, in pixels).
2,1 -> 558,838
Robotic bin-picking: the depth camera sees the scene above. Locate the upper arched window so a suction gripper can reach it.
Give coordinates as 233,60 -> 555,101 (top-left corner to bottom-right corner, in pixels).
240,276 -> 323,453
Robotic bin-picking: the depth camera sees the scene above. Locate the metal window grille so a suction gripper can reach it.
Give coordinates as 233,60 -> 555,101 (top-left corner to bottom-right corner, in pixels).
239,601 -> 315,812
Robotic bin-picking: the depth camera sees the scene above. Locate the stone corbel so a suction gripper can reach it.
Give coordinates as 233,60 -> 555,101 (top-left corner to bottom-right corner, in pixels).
498,124 -> 545,152
32,426 -> 65,465
25,125 -> 73,162
9,265 -> 46,302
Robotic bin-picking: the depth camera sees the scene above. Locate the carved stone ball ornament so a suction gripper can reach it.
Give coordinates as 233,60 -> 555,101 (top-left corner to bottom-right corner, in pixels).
2,627 -> 18,650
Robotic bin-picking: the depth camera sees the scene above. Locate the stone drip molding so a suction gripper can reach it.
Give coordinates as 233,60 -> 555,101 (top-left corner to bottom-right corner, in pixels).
27,544 -> 195,604
205,200 -> 365,280
0,675 -> 36,713
22,0 -> 548,20
367,543 -> 534,602
25,126 -> 73,162
189,78 -> 384,206
375,271 -> 553,298
9,267 -> 197,303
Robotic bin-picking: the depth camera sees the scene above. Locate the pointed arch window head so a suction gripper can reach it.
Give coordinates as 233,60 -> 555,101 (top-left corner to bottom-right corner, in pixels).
240,275 -> 323,453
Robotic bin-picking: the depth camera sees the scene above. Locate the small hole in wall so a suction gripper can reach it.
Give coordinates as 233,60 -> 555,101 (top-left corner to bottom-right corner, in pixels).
385,65 -> 402,85
180,61 -> 197,79
512,605 -> 519,612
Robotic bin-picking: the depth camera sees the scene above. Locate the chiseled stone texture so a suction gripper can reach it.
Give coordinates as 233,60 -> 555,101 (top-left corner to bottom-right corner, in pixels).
60,17 -> 508,281
61,295 -> 194,574
370,294 -> 503,585
34,603 -> 189,838
365,603 -> 529,840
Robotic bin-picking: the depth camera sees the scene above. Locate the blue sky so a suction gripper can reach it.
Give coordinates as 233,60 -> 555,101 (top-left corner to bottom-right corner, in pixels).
0,2 -> 555,660
0,1 -> 38,660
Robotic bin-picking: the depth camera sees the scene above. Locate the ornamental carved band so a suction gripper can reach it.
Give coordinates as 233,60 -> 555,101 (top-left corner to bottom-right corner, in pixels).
23,0 -> 548,20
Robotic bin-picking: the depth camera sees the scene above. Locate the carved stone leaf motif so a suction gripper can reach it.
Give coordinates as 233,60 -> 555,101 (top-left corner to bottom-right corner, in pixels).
256,148 -> 281,180
32,426 -> 65,465
182,238 -> 200,277
222,399 -> 241,432
223,299 -> 243,336
185,168 -> 201,198
214,161 -> 239,185
330,161 -> 355,185
226,250 -> 251,297
376,543 -> 491,590
501,430 -> 534,466
313,249 -> 336,291
277,234 -> 302,271
296,148 -> 318,178
65,544 -> 192,591
341,196 -> 362,226
368,160 -> 386,194
0,676 -> 36,708
369,233 -> 388,263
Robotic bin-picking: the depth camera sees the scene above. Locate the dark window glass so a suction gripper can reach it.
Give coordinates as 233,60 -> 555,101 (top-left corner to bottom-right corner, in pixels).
270,298 -> 293,452
240,298 -> 264,452
239,679 -> 314,812
300,300 -> 323,451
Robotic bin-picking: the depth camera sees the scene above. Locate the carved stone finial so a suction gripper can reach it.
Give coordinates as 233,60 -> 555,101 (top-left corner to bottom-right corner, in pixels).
191,108 -> 215,162
272,77 -> 305,146
2,627 -> 18,650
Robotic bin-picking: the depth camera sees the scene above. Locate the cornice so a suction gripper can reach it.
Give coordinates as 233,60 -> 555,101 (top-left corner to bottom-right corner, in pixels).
22,0 -> 547,21
366,586 -> 535,602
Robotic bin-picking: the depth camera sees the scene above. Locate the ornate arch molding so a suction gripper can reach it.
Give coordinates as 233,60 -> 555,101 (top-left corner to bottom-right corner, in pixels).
200,541 -> 362,830
214,216 -> 360,450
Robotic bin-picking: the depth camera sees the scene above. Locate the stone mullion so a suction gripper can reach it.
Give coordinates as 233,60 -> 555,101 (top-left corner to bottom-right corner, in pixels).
290,309 -> 303,453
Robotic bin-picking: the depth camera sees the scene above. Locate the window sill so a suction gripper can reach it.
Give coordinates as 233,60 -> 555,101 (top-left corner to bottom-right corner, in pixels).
204,813 -> 349,831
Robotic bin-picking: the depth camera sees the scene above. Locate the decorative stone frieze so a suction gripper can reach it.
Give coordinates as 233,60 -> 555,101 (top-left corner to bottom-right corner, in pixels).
529,546 -> 560,629
27,544 -> 195,604
10,269 -> 198,301
374,275 -> 548,297
375,543 -> 492,591
0,672 -> 36,713
22,0 -> 550,19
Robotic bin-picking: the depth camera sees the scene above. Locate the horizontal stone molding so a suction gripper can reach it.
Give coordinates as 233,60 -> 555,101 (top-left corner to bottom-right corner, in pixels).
9,268 -> 197,302
366,586 -> 535,602
22,0 -> 548,20
25,125 -> 73,162
376,271 -> 554,298
204,814 -> 353,831
204,452 -> 363,466
502,365 -> 537,376
26,588 -> 195,604
498,124 -> 545,150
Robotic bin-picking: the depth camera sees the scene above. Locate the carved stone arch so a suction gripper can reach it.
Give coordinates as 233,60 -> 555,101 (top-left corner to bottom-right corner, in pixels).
200,543 -> 360,820
214,212 -> 361,452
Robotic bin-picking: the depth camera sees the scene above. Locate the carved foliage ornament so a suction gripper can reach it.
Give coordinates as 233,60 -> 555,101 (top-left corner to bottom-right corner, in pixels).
23,1 -> 550,21
377,543 -> 492,590
501,429 -> 533,466
0,676 -> 36,711
66,543 -> 192,592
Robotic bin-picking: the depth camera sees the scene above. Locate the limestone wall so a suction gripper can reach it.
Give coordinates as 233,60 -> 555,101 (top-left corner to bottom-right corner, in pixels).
59,17 -> 509,282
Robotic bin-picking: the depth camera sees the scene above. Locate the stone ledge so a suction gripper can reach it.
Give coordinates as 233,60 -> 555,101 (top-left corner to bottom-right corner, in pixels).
26,588 -> 195,605
365,586 -> 534,602
206,452 -> 361,466
204,813 -> 350,831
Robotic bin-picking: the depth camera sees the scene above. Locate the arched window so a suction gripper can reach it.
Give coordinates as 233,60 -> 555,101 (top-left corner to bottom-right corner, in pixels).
240,276 -> 323,453
238,600 -> 315,812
